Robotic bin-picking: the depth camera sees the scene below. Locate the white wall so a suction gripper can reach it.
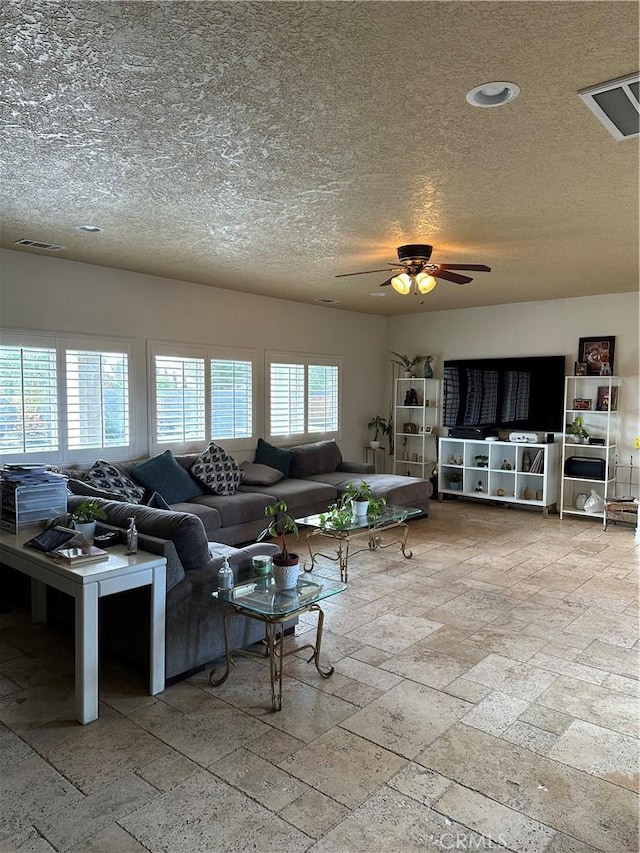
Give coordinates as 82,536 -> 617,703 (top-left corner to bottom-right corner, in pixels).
386,292 -> 640,461
0,249 -> 387,462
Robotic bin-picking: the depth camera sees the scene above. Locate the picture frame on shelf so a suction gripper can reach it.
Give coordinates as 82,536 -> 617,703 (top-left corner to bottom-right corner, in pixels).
574,361 -> 587,376
596,385 -> 619,412
578,336 -> 615,376
573,398 -> 592,410
422,425 -> 435,435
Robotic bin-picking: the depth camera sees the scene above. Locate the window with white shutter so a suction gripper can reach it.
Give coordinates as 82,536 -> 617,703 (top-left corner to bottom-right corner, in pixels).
66,349 -> 129,449
267,353 -> 340,442
0,344 -> 59,453
154,354 -> 206,444
211,358 -> 252,439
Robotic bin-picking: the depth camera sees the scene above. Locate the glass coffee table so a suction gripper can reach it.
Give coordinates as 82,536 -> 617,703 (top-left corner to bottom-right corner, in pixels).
296,504 -> 422,582
208,575 -> 346,711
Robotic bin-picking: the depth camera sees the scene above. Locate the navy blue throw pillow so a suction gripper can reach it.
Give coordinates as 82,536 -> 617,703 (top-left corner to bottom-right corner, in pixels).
254,438 -> 293,477
131,450 -> 204,504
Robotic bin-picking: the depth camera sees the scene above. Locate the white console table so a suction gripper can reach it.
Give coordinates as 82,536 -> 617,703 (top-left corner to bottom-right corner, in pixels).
0,531 -> 167,724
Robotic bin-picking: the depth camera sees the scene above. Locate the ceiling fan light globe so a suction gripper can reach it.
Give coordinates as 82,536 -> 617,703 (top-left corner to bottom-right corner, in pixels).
416,273 -> 437,294
391,273 -> 411,295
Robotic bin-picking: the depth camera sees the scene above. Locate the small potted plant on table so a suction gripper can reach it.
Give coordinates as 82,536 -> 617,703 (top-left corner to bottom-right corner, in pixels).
447,471 -> 463,490
367,415 -> 390,449
69,499 -> 108,541
257,500 -> 300,590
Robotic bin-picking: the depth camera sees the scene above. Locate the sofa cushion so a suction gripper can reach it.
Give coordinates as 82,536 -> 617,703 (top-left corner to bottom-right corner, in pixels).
254,438 -> 293,477
240,478 -> 337,511
310,471 -> 432,507
288,440 -> 342,479
190,491 -> 276,528
84,461 -> 146,503
191,442 -> 244,495
131,450 -> 204,504
146,491 -> 172,510
240,461 -> 284,486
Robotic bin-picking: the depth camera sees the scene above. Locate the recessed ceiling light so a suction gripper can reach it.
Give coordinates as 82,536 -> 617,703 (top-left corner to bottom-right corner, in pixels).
370,292 -> 387,297
76,224 -> 102,233
466,81 -> 520,108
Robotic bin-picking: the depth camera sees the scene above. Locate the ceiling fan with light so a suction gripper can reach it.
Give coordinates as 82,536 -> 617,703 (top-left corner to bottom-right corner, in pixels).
335,244 -> 491,296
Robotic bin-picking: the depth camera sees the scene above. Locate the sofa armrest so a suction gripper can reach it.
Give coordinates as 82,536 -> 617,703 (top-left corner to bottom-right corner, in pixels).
337,461 -> 375,474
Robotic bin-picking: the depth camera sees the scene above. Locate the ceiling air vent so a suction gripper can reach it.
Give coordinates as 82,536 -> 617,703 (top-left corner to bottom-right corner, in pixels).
13,238 -> 65,251
578,72 -> 639,141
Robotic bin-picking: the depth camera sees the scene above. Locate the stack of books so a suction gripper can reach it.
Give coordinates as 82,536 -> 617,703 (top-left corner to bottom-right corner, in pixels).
1,464 -> 66,485
528,450 -> 545,474
48,545 -> 109,566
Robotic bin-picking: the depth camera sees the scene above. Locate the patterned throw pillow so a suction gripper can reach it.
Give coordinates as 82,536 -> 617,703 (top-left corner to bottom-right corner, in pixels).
84,461 -> 146,504
191,442 -> 244,495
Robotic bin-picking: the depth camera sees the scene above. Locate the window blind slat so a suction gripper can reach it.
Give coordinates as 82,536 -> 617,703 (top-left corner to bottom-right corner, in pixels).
0,345 -> 59,452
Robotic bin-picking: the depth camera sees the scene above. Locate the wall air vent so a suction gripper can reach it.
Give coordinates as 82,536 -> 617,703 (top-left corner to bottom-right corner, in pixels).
578,72 -> 639,141
13,239 -> 65,251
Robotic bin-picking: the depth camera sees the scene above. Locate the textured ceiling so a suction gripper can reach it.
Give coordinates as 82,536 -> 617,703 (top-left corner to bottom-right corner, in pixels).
1,0 -> 638,315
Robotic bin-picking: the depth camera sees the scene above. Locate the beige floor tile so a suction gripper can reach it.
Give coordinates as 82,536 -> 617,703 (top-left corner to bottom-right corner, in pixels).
464,653 -> 558,701
518,703 -> 573,735
545,831 -> 604,852
154,703 -> 270,767
387,763 -> 452,805
0,754 -> 82,842
279,727 -> 406,808
464,627 -> 548,662
120,769 -> 310,852
536,675 -> 640,738
417,723 -> 639,851
546,719 -> 640,791
576,638 -> 640,678
563,606 -> 640,648
443,676 -> 493,703
279,788 -> 349,839
434,781 -> 556,852
309,785 -> 510,853
340,679 -> 470,759
245,726 -> 306,764
136,750 -> 200,792
461,690 -> 530,736
3,826 -> 57,852
211,746 -> 310,811
502,720 -> 559,755
67,822 -> 149,852
0,723 -> 34,769
380,645 -> 478,689
345,611 -> 442,653
526,651 -> 608,685
34,773 -> 156,851
604,672 -> 640,696
334,655 -> 403,691
507,599 -> 585,630
332,679 -> 384,708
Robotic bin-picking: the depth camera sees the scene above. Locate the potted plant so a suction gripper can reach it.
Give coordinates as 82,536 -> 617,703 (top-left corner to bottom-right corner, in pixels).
342,481 -> 374,516
69,499 -> 108,541
367,415 -> 390,449
447,471 -> 463,490
475,454 -> 489,468
390,351 -> 428,378
257,500 -> 300,589
568,416 -> 590,444
319,484 -> 387,527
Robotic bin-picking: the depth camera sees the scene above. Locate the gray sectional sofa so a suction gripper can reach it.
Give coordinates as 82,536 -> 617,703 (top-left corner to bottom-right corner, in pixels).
63,440 -> 432,683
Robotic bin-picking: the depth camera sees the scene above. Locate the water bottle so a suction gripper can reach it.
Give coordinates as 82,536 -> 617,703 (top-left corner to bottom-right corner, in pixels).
126,517 -> 138,555
217,555 -> 234,592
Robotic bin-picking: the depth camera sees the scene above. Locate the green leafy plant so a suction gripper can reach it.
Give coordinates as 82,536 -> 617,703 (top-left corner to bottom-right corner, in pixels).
257,499 -> 298,560
390,351 -> 428,372
475,454 -> 489,467
318,482 -> 387,528
447,470 -> 463,484
69,499 -> 108,525
568,416 -> 590,439
367,415 -> 391,442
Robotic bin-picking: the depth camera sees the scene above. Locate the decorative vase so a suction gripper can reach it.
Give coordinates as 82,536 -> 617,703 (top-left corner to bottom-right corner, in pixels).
272,556 -> 300,590
423,361 -> 434,379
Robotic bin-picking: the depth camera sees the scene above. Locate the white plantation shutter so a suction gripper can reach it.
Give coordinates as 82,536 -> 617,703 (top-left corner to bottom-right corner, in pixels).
155,355 -> 205,443
66,349 -> 129,449
211,359 -> 252,439
270,363 -> 305,437
308,364 -> 339,432
0,344 -> 58,452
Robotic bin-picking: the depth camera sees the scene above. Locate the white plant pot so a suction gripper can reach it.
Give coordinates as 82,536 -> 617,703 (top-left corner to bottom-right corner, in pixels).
351,499 -> 369,517
369,440 -> 381,449
73,521 -> 96,542
272,560 -> 300,591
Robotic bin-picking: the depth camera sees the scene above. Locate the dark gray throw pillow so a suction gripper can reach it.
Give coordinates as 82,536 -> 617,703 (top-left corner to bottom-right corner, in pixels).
131,450 -> 204,504
240,461 -> 284,486
254,438 -> 293,477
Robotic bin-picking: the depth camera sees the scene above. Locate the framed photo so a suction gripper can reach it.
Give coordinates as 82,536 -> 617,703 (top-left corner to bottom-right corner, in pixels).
574,361 -> 587,376
423,425 -> 435,435
578,336 -> 615,376
573,398 -> 592,410
596,385 -> 619,412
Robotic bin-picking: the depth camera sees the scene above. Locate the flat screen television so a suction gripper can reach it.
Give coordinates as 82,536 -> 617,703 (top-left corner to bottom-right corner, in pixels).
443,355 -> 566,433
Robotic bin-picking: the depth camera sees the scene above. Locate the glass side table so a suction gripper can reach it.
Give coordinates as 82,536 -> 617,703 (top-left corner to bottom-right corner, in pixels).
207,575 -> 346,711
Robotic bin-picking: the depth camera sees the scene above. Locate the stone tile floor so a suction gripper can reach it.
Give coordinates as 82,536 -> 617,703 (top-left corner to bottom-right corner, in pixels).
0,501 -> 638,852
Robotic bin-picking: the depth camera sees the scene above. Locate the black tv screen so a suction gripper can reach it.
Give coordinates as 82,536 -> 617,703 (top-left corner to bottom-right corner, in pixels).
443,355 -> 566,433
